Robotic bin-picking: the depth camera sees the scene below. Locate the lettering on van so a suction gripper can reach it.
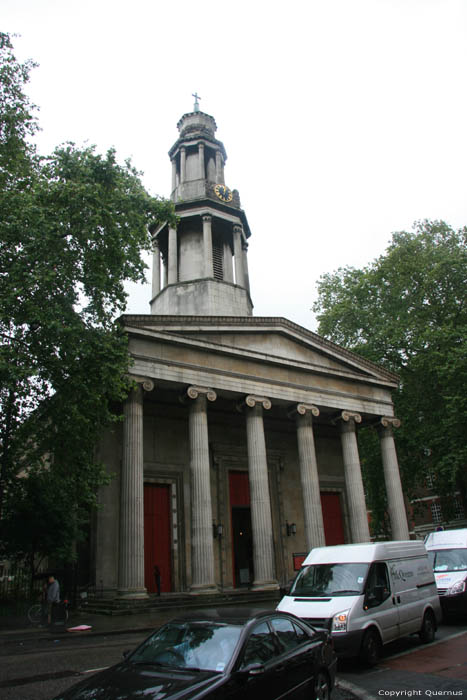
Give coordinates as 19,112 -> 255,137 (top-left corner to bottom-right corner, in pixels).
389,564 -> 414,582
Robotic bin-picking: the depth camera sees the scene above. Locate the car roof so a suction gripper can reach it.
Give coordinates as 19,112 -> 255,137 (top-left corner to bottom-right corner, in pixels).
165,607 -> 295,626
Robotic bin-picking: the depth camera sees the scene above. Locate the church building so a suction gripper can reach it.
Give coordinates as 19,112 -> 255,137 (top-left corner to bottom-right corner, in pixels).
93,101 -> 410,599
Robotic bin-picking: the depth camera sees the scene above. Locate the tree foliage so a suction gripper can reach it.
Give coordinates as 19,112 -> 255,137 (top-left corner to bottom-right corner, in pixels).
313,220 -> 467,532
0,33 -> 176,567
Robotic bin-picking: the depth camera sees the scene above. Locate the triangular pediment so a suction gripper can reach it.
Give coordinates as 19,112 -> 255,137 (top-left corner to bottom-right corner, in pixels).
121,315 -> 398,388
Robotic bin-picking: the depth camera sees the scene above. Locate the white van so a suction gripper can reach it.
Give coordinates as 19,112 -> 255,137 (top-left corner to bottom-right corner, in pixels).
424,528 -> 467,617
276,541 -> 441,664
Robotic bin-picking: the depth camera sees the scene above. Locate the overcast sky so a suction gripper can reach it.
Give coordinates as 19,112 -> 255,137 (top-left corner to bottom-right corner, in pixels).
4,0 -> 467,331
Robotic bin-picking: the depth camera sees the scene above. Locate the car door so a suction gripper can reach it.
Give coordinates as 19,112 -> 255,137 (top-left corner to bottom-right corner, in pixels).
269,616 -> 320,699
232,620 -> 286,700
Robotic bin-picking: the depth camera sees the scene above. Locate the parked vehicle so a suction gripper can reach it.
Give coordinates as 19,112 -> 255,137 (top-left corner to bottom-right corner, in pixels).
277,541 -> 441,664
425,528 -> 467,617
53,608 -> 337,700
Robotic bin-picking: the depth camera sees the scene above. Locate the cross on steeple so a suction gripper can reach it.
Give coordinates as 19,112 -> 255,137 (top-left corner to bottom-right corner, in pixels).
192,92 -> 201,112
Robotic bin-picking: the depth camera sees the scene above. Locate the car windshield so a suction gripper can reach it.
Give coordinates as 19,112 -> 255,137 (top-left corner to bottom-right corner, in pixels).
428,549 -> 467,572
129,621 -> 242,672
291,563 -> 369,597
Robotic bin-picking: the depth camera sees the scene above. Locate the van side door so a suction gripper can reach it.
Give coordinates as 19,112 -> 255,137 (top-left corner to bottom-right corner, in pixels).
362,562 -> 399,643
389,557 -> 432,636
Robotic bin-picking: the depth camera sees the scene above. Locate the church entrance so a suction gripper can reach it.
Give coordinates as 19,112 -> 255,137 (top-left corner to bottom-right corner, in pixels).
229,471 -> 253,587
320,491 -> 345,545
144,484 -> 172,593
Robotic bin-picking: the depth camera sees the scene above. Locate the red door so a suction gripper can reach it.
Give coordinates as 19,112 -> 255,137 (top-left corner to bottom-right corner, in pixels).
229,471 -> 253,587
144,484 -> 172,593
320,492 -> 345,545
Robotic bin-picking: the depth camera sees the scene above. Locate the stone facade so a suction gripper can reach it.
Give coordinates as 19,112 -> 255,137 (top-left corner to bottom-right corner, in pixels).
91,107 -> 409,598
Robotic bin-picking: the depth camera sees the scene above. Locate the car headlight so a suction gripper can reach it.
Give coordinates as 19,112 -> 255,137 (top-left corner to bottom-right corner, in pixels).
332,609 -> 350,633
447,579 -> 466,596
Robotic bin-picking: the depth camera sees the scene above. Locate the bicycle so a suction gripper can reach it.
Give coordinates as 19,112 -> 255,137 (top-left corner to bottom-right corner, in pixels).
27,599 -> 69,626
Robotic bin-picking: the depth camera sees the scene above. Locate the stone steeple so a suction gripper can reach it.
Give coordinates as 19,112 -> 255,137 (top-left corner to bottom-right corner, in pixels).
150,107 -> 253,316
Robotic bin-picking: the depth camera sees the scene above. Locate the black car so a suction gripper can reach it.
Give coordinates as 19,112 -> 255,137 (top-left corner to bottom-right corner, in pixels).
53,608 -> 337,700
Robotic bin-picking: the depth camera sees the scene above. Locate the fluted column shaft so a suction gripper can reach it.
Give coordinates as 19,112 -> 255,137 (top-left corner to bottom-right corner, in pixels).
168,227 -> 177,284
233,225 -> 245,287
188,388 -> 216,592
339,412 -> 371,543
171,159 -> 177,191
203,215 -> 213,278
152,240 -> 160,297
118,383 -> 148,597
294,405 -> 326,550
378,418 -> 409,540
244,397 -> 278,590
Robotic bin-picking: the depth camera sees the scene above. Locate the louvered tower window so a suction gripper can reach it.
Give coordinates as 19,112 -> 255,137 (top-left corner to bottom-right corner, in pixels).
213,241 -> 224,280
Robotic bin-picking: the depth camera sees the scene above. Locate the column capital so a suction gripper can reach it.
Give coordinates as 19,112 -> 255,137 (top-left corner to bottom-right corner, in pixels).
380,416 -> 401,429
182,385 -> 217,403
202,213 -> 212,223
233,224 -> 243,235
335,410 -> 362,425
130,377 -> 155,393
238,395 -> 271,411
289,403 -> 320,419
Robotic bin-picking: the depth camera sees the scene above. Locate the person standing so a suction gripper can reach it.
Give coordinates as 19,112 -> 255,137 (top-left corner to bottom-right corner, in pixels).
153,565 -> 161,596
47,574 -> 60,625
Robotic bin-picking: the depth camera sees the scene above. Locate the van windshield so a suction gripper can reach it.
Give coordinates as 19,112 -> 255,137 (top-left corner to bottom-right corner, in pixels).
428,549 -> 467,572
290,563 -> 369,597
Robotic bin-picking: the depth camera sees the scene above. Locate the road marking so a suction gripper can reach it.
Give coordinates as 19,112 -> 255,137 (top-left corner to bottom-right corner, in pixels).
83,666 -> 109,674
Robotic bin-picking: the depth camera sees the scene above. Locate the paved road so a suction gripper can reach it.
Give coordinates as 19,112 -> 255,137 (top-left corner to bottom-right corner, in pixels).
1,609 -> 466,699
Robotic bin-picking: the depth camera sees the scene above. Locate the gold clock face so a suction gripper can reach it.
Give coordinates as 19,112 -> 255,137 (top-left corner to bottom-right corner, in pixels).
214,184 -> 233,202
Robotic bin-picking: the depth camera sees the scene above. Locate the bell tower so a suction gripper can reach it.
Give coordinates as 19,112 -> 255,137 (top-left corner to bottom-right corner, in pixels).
150,97 -> 253,316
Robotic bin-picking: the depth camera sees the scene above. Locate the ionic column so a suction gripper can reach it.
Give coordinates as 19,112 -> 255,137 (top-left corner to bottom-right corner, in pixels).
290,404 -> 326,550
378,417 -> 409,540
168,227 -> 177,284
233,225 -> 245,287
118,379 -> 154,598
171,159 -> 177,192
151,238 -> 160,297
202,215 -> 213,278
199,142 -> 205,179
338,411 -> 370,543
215,150 -> 224,183
185,386 -> 217,593
180,147 -> 186,183
241,395 -> 278,590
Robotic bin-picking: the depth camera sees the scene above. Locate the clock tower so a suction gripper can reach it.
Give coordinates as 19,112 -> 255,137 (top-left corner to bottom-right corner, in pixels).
150,99 -> 253,316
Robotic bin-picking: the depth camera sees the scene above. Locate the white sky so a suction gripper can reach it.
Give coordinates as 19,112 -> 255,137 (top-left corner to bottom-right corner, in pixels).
4,0 -> 467,331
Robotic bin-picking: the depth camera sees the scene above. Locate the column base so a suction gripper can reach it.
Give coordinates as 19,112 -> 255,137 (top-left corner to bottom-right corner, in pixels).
117,588 -> 148,599
189,583 -> 218,595
251,580 -> 280,592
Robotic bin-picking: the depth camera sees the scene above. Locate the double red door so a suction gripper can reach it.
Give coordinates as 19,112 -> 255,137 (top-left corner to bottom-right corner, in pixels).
144,484 -> 172,593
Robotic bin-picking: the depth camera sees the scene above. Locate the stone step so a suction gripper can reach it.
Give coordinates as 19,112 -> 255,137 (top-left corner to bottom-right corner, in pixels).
80,590 -> 281,616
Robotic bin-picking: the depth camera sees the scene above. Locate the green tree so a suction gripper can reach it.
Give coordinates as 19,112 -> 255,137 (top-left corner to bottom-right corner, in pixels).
0,33 -> 176,571
313,220 -> 467,533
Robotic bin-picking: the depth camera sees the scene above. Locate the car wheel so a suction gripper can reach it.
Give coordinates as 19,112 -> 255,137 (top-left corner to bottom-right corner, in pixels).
419,610 -> 436,644
314,670 -> 330,700
359,628 -> 382,666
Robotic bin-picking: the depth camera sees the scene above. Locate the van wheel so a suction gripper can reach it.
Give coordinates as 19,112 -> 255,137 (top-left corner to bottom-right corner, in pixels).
314,670 -> 330,700
359,628 -> 382,666
419,610 -> 436,644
